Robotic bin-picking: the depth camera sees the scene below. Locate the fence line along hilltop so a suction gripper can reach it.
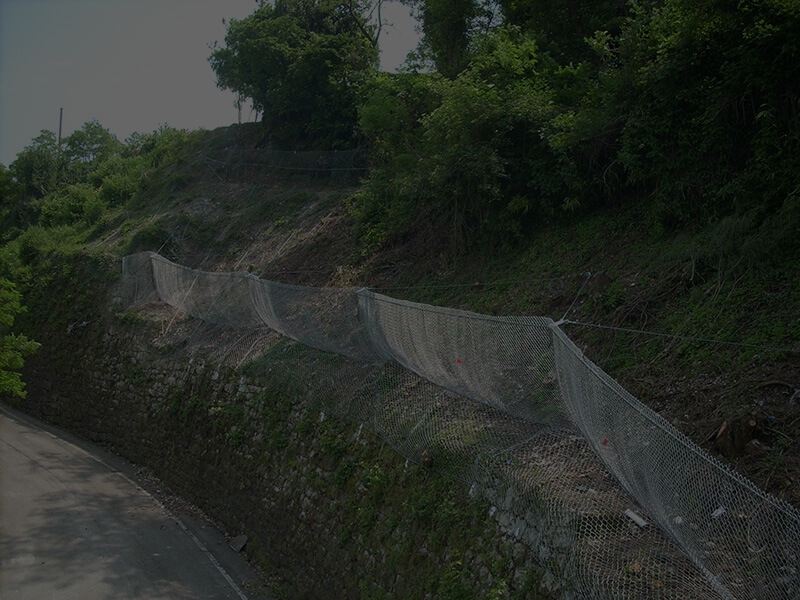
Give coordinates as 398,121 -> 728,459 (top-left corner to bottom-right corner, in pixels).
199,146 -> 368,180
119,251 -> 800,599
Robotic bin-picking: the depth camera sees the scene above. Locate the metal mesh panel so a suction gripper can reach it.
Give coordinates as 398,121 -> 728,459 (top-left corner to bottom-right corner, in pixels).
117,251 -> 160,306
118,252 -> 800,599
229,147 -> 366,172
257,280 -> 380,362
552,326 -> 800,598
359,291 -> 571,428
202,147 -> 367,179
148,253 -> 380,362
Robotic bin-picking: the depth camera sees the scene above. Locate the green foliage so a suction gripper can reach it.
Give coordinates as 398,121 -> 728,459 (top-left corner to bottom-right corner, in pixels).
38,183 -> 103,227
12,128 -> 148,231
361,464 -> 388,502
132,125 -> 204,169
421,30 -> 571,234
10,121 -> 124,207
437,558 -> 475,600
0,278 -> 40,398
2,121 -> 203,254
209,0 -> 379,149
320,420 -> 350,458
63,120 -> 124,183
0,164 -> 21,205
124,220 -> 171,256
358,28 -> 573,246
333,457 -> 358,487
611,0 -> 800,225
14,225 -> 84,266
0,164 -> 28,240
10,130 -> 64,200
91,154 -> 148,207
499,0 -> 628,63
355,72 -> 444,246
357,0 -> 800,260
415,0 -> 479,78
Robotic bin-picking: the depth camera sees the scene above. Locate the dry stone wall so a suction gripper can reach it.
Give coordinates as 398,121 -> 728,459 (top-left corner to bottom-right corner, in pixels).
18,311 -> 562,599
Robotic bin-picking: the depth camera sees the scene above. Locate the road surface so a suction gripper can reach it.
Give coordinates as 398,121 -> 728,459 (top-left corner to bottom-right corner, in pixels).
0,404 -> 273,600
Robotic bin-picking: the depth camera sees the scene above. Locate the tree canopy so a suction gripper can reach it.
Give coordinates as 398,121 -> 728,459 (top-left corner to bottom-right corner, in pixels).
355,0 -> 800,253
3,0 -> 797,262
9,130 -> 63,200
1,122 -> 200,241
209,0 -> 380,148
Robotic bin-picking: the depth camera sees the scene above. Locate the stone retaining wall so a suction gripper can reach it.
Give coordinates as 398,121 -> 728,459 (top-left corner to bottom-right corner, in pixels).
19,311 -> 564,599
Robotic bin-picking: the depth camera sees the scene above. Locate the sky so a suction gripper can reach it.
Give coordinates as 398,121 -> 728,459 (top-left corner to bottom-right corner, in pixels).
0,0 -> 420,166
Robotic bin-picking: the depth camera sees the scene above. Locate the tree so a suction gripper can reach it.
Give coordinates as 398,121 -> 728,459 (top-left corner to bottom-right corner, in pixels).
9,130 -> 63,200
611,0 -> 800,224
0,279 -> 40,399
405,0 -> 501,78
358,28 -> 570,245
0,164 -> 20,203
9,120 -> 122,199
209,0 -> 380,148
416,0 -> 479,78
63,120 -> 123,183
498,0 -> 628,63
0,164 -> 26,237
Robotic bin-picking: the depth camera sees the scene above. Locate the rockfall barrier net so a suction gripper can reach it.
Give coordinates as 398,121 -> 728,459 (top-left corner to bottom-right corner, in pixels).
200,147 -> 367,179
119,251 -> 800,599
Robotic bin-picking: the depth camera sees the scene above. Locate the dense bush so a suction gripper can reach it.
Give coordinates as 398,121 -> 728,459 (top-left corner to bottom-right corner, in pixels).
355,0 -> 800,254
38,183 -> 102,227
1,124 -> 204,243
91,155 -> 148,207
358,28 -> 577,246
0,278 -> 40,398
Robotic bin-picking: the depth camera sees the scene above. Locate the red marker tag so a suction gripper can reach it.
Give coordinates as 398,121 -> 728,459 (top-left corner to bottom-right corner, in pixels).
602,438 -> 609,446
457,359 -> 461,364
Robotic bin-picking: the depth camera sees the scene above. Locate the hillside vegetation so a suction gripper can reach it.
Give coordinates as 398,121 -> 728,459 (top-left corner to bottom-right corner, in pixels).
1,0 -> 798,518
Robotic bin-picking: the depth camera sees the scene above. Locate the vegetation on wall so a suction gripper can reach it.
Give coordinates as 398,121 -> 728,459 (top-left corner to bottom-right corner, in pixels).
0,278 -> 40,398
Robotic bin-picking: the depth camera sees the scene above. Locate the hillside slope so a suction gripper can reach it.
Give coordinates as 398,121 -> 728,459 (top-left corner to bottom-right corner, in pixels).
91,123 -> 799,508
3,122 -> 799,597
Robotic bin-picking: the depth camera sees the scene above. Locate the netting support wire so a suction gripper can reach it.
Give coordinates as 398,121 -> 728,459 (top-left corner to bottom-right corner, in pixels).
183,236 -> 268,343
162,251 -> 214,337
256,230 -> 297,278
199,153 -> 367,173
234,223 -> 273,272
200,154 -> 224,182
560,271 -> 592,322
562,319 -> 800,354
236,331 -> 274,369
486,427 -> 564,462
365,272 -> 584,292
155,223 -> 185,257
233,249 -> 251,271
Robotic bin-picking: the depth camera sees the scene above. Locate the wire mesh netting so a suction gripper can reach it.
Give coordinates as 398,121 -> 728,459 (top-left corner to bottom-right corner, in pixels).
200,147 -> 367,179
118,251 -> 800,599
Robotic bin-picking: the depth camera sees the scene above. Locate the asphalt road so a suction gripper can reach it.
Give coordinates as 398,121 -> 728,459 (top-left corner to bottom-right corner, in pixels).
0,404 -> 273,600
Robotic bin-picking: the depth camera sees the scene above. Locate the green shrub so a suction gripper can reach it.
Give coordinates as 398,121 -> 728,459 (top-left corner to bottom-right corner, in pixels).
125,221 -> 170,255
16,225 -> 83,264
357,29 -> 574,247
92,155 -> 147,207
39,184 -> 102,226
